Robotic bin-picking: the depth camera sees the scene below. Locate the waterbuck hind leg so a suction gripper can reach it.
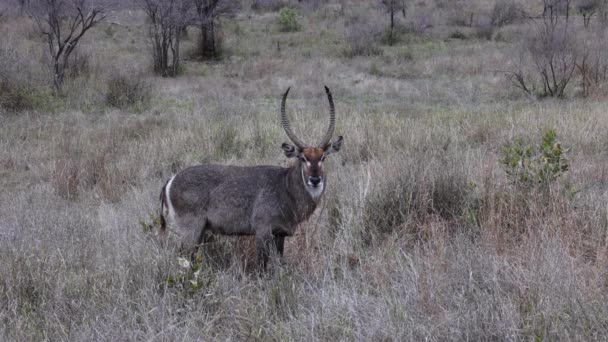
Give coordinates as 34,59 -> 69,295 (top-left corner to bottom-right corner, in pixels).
178,218 -> 208,260
256,232 -> 277,270
274,236 -> 285,257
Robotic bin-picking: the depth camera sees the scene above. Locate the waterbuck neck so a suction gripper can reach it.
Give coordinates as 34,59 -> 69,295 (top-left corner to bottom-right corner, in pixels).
286,162 -> 321,220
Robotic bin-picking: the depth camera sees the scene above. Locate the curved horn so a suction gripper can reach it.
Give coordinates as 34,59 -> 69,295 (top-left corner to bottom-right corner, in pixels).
318,85 -> 336,148
281,87 -> 306,149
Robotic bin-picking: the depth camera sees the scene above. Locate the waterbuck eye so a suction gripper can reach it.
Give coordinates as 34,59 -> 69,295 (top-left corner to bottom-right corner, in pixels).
299,156 -> 307,163
320,155 -> 326,162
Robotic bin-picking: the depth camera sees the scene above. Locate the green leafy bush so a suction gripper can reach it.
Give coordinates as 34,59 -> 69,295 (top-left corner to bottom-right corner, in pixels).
501,129 -> 569,188
277,7 -> 299,32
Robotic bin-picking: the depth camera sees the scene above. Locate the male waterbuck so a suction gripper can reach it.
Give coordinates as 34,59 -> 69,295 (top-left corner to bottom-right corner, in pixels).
160,86 -> 343,267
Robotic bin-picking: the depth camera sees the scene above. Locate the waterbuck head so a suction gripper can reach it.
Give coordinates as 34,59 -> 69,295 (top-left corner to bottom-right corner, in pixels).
280,86 -> 343,198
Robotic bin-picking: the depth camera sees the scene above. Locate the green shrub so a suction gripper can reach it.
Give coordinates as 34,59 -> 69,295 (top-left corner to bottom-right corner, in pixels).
0,81 -> 34,113
449,30 -> 468,40
501,129 -> 569,188
277,7 -> 300,32
0,81 -> 61,114
106,74 -> 151,111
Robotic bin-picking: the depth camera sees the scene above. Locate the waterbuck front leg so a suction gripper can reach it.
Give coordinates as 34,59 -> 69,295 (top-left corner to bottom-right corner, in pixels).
255,234 -> 272,269
274,235 -> 285,257
255,227 -> 280,269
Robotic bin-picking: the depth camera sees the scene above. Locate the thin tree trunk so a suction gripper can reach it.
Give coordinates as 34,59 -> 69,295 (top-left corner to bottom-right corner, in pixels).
53,60 -> 65,91
390,10 -> 394,46
200,20 -> 217,58
209,21 -> 216,55
172,26 -> 181,76
200,21 -> 209,57
602,0 -> 608,29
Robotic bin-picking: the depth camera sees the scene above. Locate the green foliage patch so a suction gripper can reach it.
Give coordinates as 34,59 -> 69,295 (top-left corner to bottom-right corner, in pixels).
277,8 -> 300,32
501,129 -> 569,188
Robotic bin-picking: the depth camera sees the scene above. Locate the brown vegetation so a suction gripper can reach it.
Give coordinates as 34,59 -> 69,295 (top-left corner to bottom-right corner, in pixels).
2,0 -> 608,340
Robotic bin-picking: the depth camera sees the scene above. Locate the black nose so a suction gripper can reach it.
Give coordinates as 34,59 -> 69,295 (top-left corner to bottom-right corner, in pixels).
309,176 -> 321,186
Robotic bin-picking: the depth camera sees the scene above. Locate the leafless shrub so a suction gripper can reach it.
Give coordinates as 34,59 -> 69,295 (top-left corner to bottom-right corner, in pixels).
139,0 -> 193,77
192,0 -> 239,59
0,0 -> 15,18
409,6 -> 434,33
344,15 -> 383,57
577,0 -> 600,28
577,27 -> 608,96
474,22 -> 494,40
298,0 -> 323,12
508,11 -> 579,98
251,0 -> 288,12
380,0 -> 408,45
25,0 -> 110,91
440,0 -> 482,27
106,73 -> 151,110
543,0 -> 572,20
491,0 -> 522,27
471,13 -> 494,40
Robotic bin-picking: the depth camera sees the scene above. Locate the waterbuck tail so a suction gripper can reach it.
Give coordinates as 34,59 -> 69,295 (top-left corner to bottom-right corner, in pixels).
159,179 -> 169,233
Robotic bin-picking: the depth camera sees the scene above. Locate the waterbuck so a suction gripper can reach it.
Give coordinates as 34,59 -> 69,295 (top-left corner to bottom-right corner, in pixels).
160,86 -> 343,267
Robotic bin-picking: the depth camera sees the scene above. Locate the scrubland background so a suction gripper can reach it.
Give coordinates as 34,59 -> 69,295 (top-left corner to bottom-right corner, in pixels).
2,0 -> 608,340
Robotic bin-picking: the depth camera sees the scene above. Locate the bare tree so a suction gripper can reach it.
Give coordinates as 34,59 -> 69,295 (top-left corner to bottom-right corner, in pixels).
508,4 -> 579,98
543,0 -> 572,22
0,0 -> 10,18
18,0 -> 29,14
26,0 -> 109,91
577,0 -> 600,28
491,0 -> 523,27
192,0 -> 238,59
576,23 -> 608,96
600,0 -> 608,28
139,0 -> 193,77
380,0 -> 407,46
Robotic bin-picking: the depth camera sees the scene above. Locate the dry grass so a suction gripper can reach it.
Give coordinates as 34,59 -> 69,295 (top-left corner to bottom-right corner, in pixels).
2,1 -> 608,341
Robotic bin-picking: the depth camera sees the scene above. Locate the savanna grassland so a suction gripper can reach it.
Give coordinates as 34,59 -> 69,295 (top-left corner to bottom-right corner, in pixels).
2,0 -> 608,340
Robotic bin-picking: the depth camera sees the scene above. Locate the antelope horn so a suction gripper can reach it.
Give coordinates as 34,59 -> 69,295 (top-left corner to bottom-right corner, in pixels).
318,85 -> 336,148
281,87 -> 306,149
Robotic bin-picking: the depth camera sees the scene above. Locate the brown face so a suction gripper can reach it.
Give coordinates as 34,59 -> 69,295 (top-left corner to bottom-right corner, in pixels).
279,86 -> 343,197
282,136 -> 343,196
299,147 -> 326,189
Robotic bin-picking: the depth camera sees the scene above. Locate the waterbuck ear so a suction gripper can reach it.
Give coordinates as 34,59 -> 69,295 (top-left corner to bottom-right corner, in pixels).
324,135 -> 343,154
282,143 -> 299,158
